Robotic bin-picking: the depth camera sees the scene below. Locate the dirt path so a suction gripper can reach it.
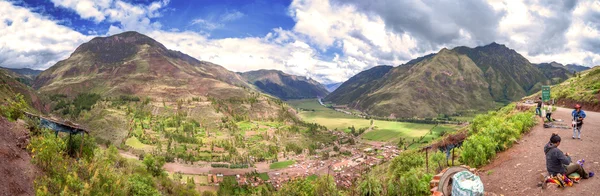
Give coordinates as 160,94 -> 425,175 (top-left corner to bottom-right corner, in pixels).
0,118 -> 38,196
480,107 -> 600,195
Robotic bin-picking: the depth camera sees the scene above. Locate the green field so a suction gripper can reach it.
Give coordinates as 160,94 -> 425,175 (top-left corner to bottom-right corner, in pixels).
125,136 -> 152,150
269,160 -> 296,169
258,173 -> 270,181
287,99 -> 458,142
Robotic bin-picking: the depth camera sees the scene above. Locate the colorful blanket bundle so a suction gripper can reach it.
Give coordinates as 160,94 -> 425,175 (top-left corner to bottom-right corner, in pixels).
546,174 -> 573,188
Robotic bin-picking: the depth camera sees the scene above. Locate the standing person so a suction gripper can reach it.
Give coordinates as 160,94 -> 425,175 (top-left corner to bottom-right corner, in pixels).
572,104 -> 586,140
536,97 -> 543,117
546,103 -> 554,122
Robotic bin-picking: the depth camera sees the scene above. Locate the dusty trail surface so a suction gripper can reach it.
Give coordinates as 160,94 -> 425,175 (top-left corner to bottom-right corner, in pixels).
480,107 -> 600,195
0,117 -> 38,196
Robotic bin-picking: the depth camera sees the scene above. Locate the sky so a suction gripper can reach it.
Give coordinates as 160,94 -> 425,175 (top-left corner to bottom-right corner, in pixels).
1,0 -> 599,84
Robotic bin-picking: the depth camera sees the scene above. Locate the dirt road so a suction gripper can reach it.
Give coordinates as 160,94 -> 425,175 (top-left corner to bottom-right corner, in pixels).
480,107 -> 600,195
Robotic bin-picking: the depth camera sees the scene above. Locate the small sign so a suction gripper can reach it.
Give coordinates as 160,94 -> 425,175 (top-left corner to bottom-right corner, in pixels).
542,86 -> 551,102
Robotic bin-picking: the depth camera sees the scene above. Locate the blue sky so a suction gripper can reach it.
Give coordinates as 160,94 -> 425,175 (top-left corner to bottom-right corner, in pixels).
1,0 -> 599,84
13,0 -> 296,38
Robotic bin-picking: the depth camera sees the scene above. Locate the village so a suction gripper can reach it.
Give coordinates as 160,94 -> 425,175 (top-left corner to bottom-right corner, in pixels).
199,138 -> 401,189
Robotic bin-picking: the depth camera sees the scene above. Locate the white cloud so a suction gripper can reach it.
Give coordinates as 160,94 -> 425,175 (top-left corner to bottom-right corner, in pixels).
190,10 -> 245,31
0,1 -> 91,70
221,10 -> 245,22
2,0 -> 600,84
190,19 -> 223,31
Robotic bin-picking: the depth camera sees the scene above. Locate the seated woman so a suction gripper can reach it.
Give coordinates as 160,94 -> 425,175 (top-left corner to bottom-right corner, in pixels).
545,133 -> 590,179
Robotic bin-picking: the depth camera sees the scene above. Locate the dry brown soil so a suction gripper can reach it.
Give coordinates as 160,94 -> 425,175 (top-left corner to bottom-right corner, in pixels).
0,117 -> 38,196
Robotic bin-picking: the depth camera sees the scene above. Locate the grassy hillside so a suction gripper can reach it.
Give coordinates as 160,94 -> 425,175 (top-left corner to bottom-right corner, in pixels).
0,69 -> 46,113
548,66 -> 600,111
324,65 -> 393,104
31,31 -> 299,144
354,49 -> 495,118
0,67 -> 41,86
453,43 -> 549,102
535,62 -> 572,84
240,69 -> 329,100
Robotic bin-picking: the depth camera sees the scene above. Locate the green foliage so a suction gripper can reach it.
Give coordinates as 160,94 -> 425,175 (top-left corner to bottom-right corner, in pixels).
460,105 -> 536,167
211,163 -> 229,168
277,178 -> 315,196
358,175 -> 383,196
397,169 -> 432,196
1,93 -> 27,121
143,154 -> 166,177
128,174 -> 161,196
52,93 -> 101,117
270,160 -> 295,169
314,176 -> 340,196
29,132 -> 199,195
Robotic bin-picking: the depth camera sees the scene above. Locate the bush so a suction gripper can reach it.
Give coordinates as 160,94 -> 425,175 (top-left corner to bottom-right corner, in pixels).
229,164 -> 249,169
398,169 -> 433,196
211,163 -> 229,168
1,93 -> 27,121
128,174 -> 161,196
143,154 -> 166,177
460,105 -> 536,168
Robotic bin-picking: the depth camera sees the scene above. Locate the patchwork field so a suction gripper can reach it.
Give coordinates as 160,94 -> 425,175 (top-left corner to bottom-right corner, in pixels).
287,99 -> 459,143
269,160 -> 296,169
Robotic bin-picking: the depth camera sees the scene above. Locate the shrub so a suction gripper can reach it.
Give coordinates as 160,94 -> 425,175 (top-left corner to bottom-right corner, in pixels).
211,164 -> 229,168
1,93 -> 27,121
143,154 -> 166,177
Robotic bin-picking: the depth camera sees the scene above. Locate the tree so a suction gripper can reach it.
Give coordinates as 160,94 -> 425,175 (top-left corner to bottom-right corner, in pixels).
314,176 -> 340,196
358,175 -> 383,196
143,154 -> 166,177
202,191 -> 217,196
128,174 -> 161,196
277,178 -> 314,196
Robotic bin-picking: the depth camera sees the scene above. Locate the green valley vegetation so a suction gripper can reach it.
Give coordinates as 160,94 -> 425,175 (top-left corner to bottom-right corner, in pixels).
287,99 -> 461,145
269,160 -> 296,169
28,132 -> 200,195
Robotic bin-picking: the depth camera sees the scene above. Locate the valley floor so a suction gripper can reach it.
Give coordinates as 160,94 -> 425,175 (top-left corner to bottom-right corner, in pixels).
480,107 -> 600,195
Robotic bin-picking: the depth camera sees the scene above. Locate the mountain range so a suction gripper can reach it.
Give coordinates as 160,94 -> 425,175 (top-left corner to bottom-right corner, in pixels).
0,67 -> 42,86
240,69 -> 328,100
325,82 -> 343,92
34,31 -> 253,100
325,43 -> 586,118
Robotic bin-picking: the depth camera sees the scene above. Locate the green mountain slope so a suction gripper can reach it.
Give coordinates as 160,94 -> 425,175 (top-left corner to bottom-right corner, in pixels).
32,31 -> 294,143
240,69 -> 329,100
453,43 -> 549,102
324,65 -> 393,105
565,64 -> 591,73
548,66 -> 600,111
534,62 -> 572,84
0,67 -> 42,86
351,49 -> 494,118
0,69 -> 46,112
